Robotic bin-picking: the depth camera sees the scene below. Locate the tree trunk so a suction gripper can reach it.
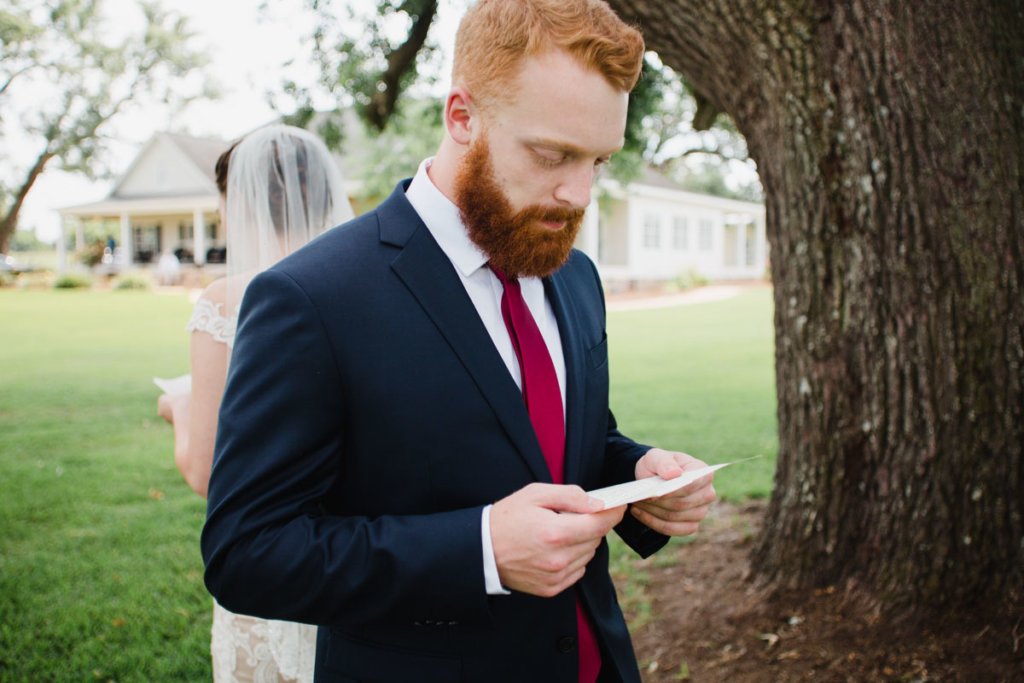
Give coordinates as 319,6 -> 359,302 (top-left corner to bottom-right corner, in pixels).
608,0 -> 1024,611
0,147 -> 54,254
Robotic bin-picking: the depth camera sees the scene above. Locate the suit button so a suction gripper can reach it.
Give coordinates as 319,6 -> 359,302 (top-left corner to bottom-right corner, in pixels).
557,636 -> 576,653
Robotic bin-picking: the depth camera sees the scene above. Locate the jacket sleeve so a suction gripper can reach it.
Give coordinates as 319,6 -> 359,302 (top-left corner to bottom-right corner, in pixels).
580,254 -> 670,558
201,269 -> 491,628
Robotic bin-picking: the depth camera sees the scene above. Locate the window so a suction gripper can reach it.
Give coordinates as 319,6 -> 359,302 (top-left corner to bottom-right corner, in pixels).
132,225 -> 161,263
745,224 -> 757,266
642,213 -> 661,249
672,216 -> 689,250
698,219 -> 713,251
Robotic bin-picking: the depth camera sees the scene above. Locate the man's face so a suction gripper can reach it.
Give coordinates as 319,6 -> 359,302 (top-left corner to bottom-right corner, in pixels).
454,50 -> 629,278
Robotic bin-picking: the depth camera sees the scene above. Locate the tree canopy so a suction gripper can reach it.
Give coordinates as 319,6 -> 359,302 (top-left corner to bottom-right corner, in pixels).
0,0 -> 212,251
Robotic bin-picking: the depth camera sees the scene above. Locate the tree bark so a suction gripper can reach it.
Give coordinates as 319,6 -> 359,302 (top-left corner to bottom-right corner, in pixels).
0,146 -> 54,254
608,0 -> 1024,611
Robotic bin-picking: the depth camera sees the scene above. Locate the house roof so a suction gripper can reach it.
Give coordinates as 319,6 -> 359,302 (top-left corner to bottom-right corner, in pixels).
602,165 -> 764,213
637,166 -> 687,191
162,132 -> 229,186
58,194 -> 219,217
107,132 -> 228,200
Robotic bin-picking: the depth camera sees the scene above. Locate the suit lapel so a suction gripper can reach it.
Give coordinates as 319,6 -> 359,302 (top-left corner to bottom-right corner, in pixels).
545,268 -> 587,486
380,186 -> 553,484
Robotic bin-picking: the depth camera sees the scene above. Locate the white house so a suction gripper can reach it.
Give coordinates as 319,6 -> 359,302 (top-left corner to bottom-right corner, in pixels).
58,132 -> 767,284
58,132 -> 227,271
578,167 -> 767,288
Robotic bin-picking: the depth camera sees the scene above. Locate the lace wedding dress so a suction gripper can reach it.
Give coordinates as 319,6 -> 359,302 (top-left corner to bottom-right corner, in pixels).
188,296 -> 317,683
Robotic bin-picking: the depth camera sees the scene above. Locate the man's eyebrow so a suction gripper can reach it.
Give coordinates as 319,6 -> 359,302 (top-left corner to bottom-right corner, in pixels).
525,137 -> 620,157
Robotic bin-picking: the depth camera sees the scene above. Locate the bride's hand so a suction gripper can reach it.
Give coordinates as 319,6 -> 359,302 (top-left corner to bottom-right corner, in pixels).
157,392 -> 188,424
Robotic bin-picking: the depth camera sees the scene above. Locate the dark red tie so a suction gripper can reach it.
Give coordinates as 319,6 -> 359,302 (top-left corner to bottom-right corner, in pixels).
491,266 -> 602,683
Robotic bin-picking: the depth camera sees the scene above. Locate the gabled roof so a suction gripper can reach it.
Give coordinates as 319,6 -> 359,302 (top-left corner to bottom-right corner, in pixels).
162,132 -> 228,186
638,166 -> 688,191
108,132 -> 228,199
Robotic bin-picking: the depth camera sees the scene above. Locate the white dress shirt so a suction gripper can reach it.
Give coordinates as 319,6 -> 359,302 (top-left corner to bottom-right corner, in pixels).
404,158 -> 568,595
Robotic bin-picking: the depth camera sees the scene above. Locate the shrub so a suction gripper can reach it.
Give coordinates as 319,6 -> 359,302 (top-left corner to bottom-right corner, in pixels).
77,240 -> 106,267
0,271 -> 15,288
53,273 -> 93,289
113,273 -> 151,291
16,271 -> 55,289
676,268 -> 709,291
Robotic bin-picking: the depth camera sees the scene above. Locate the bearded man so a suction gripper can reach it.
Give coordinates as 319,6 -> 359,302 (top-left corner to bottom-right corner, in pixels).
202,1 -> 717,681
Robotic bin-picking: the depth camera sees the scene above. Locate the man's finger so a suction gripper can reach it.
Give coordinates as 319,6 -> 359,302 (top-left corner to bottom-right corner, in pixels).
631,506 -> 701,537
654,455 -> 684,479
526,483 -> 606,514
550,505 -> 626,545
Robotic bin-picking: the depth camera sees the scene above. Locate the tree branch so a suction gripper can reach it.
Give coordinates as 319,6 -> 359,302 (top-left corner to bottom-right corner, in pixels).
0,65 -> 36,98
691,90 -> 721,131
676,147 -> 746,162
0,145 -> 56,252
364,0 -> 438,131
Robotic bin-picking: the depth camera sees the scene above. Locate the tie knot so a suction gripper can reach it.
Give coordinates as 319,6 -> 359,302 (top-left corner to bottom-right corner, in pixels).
489,264 -> 517,289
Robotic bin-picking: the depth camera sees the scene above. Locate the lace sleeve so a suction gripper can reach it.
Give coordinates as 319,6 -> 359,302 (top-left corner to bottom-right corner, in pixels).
186,297 -> 237,347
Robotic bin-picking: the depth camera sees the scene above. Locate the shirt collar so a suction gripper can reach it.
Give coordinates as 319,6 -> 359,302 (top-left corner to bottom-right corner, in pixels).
405,158 -> 490,278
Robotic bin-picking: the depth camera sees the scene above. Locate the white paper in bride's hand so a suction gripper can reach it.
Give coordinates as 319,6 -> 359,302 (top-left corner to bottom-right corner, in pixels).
587,462 -> 733,508
153,374 -> 192,395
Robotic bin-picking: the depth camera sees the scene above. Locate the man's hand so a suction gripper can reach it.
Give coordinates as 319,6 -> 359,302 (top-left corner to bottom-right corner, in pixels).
631,448 -> 717,536
490,483 -> 626,598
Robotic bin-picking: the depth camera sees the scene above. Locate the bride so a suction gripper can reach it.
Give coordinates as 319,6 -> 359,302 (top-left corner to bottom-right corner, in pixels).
158,124 -> 354,682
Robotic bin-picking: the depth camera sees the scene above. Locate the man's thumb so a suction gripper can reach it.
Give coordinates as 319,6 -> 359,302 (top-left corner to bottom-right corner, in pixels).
532,484 -> 605,514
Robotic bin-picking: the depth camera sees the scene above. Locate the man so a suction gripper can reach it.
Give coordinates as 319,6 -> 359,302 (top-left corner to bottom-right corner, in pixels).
202,1 -> 717,681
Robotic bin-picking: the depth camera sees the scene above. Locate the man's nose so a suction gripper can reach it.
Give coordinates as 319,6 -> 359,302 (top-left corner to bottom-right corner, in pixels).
553,164 -> 594,208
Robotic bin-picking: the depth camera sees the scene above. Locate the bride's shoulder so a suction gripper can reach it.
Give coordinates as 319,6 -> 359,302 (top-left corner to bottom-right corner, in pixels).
187,278 -> 235,344
198,277 -> 228,307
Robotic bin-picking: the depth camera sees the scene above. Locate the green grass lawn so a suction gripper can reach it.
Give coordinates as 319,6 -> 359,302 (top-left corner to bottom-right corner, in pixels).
607,288 -> 778,499
0,286 -> 776,681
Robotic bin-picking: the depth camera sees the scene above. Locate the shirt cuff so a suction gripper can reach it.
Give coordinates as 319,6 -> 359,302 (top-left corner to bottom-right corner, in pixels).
481,504 -> 511,595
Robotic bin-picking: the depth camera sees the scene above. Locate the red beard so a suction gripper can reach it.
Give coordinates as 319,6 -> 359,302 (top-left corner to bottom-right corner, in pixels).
454,134 -> 584,279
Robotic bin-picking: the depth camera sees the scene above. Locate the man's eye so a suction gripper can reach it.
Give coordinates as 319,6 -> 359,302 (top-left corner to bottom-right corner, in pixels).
533,150 -> 565,167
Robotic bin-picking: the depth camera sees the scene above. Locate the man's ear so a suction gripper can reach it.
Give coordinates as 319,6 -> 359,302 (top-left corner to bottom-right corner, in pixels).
445,86 -> 475,146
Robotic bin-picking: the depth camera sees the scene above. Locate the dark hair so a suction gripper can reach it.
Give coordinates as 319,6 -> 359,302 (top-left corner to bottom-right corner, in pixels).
215,130 -> 334,235
214,139 -> 242,196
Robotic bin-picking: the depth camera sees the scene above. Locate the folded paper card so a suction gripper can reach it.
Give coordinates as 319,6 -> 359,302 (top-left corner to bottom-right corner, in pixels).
153,374 -> 192,395
587,462 -> 734,508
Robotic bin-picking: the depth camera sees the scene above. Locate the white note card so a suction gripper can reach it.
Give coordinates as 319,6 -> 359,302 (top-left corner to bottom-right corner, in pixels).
587,462 -> 732,508
153,374 -> 192,395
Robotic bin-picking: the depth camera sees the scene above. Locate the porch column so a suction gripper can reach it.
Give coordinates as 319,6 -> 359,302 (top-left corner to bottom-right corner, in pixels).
193,208 -> 206,265
737,220 -> 748,274
58,216 -> 68,273
757,212 -> 768,276
75,221 -> 85,254
120,213 -> 132,266
578,197 -> 600,262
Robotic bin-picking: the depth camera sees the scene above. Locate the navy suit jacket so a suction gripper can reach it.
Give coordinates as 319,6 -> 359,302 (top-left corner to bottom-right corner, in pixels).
201,182 -> 668,682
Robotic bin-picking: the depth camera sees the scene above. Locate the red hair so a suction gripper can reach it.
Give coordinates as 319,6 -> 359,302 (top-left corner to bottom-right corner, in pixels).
453,0 -> 645,106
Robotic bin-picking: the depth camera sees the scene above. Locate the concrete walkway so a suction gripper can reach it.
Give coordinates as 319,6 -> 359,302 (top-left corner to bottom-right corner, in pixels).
606,284 -> 747,312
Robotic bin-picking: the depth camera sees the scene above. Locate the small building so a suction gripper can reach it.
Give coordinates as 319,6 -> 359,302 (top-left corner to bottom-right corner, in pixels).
576,168 -> 767,289
58,132 -> 228,272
